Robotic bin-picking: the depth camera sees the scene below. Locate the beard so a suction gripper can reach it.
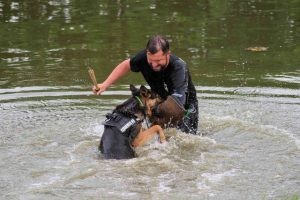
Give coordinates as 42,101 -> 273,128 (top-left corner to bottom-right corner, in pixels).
150,64 -> 167,72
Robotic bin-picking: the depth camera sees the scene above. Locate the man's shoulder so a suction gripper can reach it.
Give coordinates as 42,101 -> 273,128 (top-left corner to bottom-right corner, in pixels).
130,50 -> 148,72
170,54 -> 186,67
130,50 -> 147,60
168,55 -> 187,74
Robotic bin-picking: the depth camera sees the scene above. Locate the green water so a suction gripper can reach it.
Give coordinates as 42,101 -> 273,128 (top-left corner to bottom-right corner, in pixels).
0,1 -> 299,200
0,0 -> 299,88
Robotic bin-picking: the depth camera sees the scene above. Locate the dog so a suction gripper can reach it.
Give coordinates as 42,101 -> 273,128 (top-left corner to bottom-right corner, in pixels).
99,85 -> 165,159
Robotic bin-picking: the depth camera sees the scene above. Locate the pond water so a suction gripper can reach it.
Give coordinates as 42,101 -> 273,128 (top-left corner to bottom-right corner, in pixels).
0,1 -> 299,200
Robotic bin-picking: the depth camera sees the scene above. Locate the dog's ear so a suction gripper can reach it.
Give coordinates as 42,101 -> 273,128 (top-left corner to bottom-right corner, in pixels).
151,91 -> 161,100
140,85 -> 151,98
130,84 -> 136,91
130,84 -> 139,96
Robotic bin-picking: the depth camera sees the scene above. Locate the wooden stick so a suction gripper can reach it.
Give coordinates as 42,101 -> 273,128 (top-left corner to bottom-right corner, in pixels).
88,67 -> 100,91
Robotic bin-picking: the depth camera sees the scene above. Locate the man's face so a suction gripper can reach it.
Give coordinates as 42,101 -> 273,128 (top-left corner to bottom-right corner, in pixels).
147,50 -> 170,72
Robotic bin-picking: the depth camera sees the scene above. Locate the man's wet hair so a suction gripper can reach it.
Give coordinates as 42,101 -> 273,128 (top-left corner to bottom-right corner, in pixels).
146,35 -> 169,54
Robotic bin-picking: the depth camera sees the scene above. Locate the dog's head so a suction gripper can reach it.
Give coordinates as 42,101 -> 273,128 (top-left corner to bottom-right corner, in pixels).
130,84 -> 162,117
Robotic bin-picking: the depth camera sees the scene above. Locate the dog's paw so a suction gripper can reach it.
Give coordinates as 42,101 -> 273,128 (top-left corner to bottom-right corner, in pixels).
159,137 -> 166,144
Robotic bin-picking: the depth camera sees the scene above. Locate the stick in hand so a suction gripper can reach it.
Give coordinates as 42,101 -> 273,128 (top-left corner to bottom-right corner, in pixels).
88,67 -> 100,91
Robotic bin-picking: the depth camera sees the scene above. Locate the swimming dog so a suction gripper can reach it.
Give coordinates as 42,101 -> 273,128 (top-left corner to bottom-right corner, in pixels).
99,85 -> 165,159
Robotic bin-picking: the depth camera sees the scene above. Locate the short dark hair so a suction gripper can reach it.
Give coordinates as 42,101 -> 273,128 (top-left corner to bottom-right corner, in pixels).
146,35 -> 170,54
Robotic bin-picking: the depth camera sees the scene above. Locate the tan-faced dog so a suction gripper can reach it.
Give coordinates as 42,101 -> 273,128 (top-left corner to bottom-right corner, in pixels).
99,85 -> 165,159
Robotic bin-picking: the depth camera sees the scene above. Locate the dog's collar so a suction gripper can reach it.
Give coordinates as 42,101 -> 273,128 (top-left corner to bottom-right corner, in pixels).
135,96 -> 144,107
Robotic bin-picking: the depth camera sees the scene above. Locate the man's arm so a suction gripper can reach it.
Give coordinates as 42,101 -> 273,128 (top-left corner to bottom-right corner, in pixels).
169,59 -> 188,106
93,59 -> 131,95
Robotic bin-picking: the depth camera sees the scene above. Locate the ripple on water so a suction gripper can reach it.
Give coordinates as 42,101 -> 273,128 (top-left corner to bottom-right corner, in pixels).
1,85 -> 299,199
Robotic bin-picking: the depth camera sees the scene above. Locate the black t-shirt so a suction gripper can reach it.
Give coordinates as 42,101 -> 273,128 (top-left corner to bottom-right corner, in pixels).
130,50 -> 197,108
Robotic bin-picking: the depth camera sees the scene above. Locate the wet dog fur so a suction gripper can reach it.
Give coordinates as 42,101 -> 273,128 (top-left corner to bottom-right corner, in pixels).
99,85 -> 165,159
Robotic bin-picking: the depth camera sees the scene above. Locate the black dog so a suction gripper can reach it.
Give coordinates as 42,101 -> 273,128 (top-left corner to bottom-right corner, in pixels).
99,85 -> 165,159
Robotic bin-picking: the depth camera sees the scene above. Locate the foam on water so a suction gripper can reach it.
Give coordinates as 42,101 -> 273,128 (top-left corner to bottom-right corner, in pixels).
1,85 -> 299,200
201,169 -> 237,183
202,114 -> 300,149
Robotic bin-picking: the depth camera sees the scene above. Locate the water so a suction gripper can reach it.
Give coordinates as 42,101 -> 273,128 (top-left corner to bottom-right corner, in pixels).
0,1 -> 299,200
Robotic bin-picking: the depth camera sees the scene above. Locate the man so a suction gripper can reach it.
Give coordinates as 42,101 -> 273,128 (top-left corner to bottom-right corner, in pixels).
93,35 -> 198,134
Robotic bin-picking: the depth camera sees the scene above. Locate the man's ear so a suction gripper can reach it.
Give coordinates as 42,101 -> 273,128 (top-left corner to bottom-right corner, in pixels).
140,85 -> 150,98
130,84 -> 139,95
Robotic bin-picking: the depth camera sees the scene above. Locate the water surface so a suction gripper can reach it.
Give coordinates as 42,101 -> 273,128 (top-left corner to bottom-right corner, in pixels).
0,1 -> 299,199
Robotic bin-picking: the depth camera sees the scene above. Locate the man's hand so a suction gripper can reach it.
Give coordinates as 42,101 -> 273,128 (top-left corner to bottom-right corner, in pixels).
92,83 -> 108,95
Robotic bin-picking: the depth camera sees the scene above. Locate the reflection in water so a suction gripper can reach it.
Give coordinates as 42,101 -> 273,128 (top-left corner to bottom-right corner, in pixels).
0,0 -> 299,88
0,86 -> 299,199
264,70 -> 300,84
0,0 -> 299,199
